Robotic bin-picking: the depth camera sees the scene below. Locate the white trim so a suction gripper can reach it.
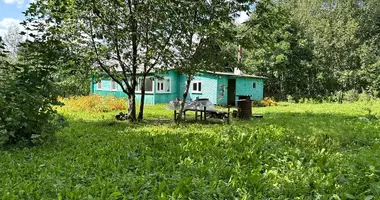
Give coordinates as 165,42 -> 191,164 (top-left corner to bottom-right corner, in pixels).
135,77 -> 154,94
191,81 -> 202,93
97,80 -> 102,90
156,77 -> 171,93
110,80 -> 117,91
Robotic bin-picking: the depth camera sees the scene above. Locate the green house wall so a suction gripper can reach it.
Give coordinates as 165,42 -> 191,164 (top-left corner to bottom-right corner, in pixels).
154,70 -> 180,104
179,72 -> 219,103
217,76 -> 264,104
91,70 -> 265,105
92,77 -> 155,104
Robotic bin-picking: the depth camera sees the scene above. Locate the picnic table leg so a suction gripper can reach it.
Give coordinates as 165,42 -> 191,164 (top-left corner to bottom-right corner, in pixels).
195,110 -> 197,121
227,107 -> 230,124
204,106 -> 207,121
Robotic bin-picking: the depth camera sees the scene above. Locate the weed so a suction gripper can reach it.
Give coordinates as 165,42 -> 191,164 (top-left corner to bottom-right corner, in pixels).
1,101 -> 380,199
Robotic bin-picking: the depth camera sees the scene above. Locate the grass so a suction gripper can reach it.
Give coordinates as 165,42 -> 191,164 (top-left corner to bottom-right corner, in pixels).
1,101 -> 380,199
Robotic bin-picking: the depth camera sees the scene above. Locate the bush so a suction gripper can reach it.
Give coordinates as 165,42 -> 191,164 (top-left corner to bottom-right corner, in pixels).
61,95 -> 127,112
0,62 -> 62,145
343,89 -> 360,102
252,97 -> 277,107
287,95 -> 296,103
0,38 -> 65,146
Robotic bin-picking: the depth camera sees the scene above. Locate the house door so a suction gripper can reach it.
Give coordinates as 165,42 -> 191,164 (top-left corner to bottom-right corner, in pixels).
228,79 -> 236,106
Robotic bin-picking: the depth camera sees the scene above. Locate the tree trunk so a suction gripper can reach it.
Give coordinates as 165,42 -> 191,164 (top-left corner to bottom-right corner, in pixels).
138,75 -> 147,120
128,92 -> 137,121
176,75 -> 192,122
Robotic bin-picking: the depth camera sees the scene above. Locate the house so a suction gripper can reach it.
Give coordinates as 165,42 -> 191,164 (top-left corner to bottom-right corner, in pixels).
90,69 -> 265,105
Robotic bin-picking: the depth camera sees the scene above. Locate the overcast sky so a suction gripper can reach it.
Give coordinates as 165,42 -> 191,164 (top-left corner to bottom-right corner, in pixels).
0,0 -> 250,38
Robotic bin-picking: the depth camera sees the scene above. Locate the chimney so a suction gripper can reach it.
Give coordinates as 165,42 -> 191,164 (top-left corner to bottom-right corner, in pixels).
234,67 -> 241,75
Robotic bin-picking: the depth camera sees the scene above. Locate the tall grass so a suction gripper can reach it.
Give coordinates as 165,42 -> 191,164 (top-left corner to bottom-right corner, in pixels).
59,95 -> 127,112
1,99 -> 380,199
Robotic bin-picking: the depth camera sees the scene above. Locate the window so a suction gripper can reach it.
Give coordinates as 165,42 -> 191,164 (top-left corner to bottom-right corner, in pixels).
97,80 -> 102,90
192,81 -> 202,93
111,80 -> 117,91
136,77 -> 154,93
157,78 -> 171,93
252,82 -> 256,89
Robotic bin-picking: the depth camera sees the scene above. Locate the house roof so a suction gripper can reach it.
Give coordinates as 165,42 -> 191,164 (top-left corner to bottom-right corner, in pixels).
205,71 -> 266,79
95,61 -> 266,79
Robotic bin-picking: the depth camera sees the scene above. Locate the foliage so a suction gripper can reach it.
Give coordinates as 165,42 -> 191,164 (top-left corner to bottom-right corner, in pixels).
1,101 -> 380,198
241,0 -> 380,101
24,0 -> 180,120
252,97 -> 277,107
24,0 -> 258,121
343,89 -> 360,102
155,1 -> 251,122
0,38 -> 62,145
18,18 -> 93,97
60,95 -> 126,112
242,2 -> 314,100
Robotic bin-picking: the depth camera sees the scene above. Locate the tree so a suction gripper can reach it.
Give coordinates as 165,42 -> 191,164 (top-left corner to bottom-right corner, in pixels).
3,24 -> 23,56
356,0 -> 380,95
170,1 -> 249,121
239,0 -> 315,100
25,0 -> 182,121
241,0 -> 380,101
0,37 -> 62,145
25,0 -> 256,120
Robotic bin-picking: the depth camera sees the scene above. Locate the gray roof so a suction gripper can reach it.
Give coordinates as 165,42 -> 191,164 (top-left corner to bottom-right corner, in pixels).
205,71 -> 266,79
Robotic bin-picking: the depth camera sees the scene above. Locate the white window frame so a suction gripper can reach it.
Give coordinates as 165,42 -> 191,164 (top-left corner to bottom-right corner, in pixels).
135,77 -> 154,94
191,80 -> 202,93
156,77 -> 171,93
97,80 -> 102,90
111,79 -> 117,91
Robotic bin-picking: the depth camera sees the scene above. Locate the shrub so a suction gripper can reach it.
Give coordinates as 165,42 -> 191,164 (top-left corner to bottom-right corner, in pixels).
261,97 -> 278,106
287,95 -> 296,103
359,90 -> 372,102
0,61 -> 62,145
61,95 -> 127,112
252,97 -> 277,107
343,89 -> 360,102
252,100 -> 265,107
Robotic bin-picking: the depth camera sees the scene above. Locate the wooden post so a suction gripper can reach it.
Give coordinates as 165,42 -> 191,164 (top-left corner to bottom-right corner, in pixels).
174,110 -> 177,121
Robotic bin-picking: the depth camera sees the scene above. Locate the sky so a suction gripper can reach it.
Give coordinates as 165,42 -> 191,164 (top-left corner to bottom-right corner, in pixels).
0,0 -> 35,37
0,0 -> 250,38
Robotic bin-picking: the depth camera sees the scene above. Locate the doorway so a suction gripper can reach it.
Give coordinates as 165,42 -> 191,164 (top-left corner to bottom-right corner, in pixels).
227,79 -> 236,106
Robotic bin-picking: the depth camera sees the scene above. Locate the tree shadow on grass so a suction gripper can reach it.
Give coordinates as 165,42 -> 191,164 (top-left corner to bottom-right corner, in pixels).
61,110 -> 380,152
236,111 -> 379,151
1,111 -> 380,199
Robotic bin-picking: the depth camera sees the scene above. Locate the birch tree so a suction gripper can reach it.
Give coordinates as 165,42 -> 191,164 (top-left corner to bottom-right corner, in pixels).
3,24 -> 23,56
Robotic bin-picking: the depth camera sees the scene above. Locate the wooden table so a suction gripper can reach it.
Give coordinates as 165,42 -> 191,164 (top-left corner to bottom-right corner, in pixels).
174,106 -> 231,124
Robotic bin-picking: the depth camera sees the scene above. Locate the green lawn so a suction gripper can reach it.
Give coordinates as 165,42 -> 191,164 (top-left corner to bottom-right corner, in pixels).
1,102 -> 380,199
